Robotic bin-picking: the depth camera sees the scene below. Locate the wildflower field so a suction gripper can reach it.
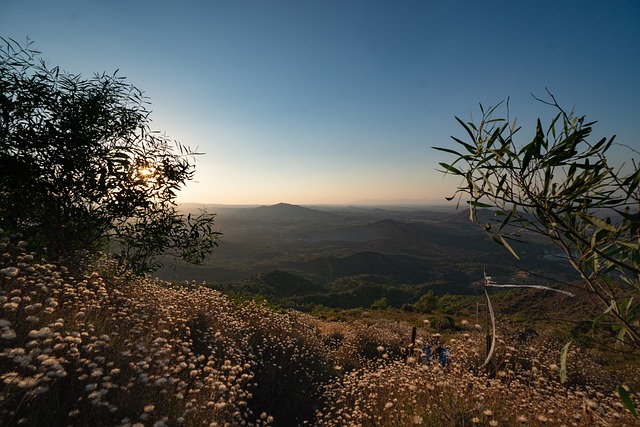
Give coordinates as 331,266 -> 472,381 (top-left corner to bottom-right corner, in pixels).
1,236 -> 639,426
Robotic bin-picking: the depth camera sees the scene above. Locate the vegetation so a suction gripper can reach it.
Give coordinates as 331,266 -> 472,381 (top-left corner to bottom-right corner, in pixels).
2,38 -> 639,425
413,290 -> 438,313
162,203 -> 570,288
0,38 -> 220,274
1,235 -> 639,426
370,296 -> 389,310
434,93 -> 640,353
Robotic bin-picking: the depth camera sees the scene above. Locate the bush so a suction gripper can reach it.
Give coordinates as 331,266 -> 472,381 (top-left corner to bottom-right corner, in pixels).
413,290 -> 438,313
371,296 -> 389,310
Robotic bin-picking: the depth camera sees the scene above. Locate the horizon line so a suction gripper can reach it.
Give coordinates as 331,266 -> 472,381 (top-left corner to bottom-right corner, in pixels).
176,199 -> 459,209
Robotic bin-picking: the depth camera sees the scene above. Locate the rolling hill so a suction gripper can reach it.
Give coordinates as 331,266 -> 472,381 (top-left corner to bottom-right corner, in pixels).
156,203 -> 578,308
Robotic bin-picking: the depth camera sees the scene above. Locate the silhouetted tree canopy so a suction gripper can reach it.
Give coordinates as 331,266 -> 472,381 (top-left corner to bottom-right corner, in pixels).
0,38 -> 220,274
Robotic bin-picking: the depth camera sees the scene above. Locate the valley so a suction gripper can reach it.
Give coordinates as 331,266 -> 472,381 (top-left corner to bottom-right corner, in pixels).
155,203 -> 577,309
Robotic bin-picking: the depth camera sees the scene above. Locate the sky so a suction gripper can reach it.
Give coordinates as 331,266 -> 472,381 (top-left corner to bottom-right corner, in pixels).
3,0 -> 640,206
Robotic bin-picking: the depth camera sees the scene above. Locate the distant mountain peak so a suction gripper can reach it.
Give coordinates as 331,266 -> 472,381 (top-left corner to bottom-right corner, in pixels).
273,202 -> 313,211
256,202 -> 311,212
251,202 -> 326,219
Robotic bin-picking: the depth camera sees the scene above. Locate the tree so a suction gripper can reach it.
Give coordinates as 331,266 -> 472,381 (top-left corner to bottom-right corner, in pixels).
434,92 -> 640,352
0,38 -> 221,274
371,296 -> 389,310
413,290 -> 438,313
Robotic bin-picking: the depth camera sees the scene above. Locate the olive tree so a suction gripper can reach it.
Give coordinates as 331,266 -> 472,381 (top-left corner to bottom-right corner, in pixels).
0,38 -> 221,274
434,93 -> 639,351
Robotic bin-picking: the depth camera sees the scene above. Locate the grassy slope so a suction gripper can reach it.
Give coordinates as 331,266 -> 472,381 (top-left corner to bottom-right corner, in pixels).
1,238 -> 639,426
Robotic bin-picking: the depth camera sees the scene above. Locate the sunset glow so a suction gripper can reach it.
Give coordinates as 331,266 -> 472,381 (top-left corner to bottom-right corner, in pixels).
3,1 -> 639,206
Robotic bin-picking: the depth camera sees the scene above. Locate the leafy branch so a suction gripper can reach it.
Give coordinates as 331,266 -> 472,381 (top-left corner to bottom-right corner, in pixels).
434,93 -> 640,351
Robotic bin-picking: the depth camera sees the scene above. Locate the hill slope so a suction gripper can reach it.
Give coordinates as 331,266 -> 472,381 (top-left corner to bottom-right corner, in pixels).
1,236 -> 637,427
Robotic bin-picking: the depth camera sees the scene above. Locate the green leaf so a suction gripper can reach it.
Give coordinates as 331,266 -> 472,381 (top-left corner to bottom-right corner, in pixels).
498,234 -> 520,260
616,209 -> 640,223
521,143 -> 534,171
438,162 -> 463,175
449,136 -> 477,154
455,116 -> 478,144
560,340 -> 572,384
621,297 -> 634,315
585,137 -> 607,156
603,299 -> 617,314
432,146 -> 464,157
617,385 -> 638,419
580,214 -> 617,232
467,200 -> 494,209
498,210 -> 514,232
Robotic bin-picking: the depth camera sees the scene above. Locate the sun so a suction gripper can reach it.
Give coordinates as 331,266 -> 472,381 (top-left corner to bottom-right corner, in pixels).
135,166 -> 157,184
137,167 -> 155,177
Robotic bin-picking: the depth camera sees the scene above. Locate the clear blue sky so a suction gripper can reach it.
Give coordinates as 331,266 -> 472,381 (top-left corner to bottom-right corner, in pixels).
3,0 -> 639,205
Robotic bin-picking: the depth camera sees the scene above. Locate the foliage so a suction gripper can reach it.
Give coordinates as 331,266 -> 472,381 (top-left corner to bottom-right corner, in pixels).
437,293 -> 463,314
318,322 -> 640,427
0,233 -> 334,427
434,92 -> 640,352
618,385 -> 639,419
1,239 -> 639,426
411,290 -> 438,313
560,340 -> 572,384
225,291 -> 289,314
370,296 -> 389,310
0,38 -> 220,274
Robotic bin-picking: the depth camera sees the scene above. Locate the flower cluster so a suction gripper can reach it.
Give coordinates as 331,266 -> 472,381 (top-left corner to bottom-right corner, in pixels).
0,238 -> 270,426
317,324 -> 640,426
2,231 -> 638,426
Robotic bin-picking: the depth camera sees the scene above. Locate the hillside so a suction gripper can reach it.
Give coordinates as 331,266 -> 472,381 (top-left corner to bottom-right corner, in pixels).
236,202 -> 338,222
1,237 -> 639,426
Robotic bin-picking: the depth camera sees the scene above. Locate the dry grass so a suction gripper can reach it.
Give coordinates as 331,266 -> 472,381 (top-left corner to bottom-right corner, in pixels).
0,236 -> 328,426
1,234 -> 639,426
317,325 -> 640,426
